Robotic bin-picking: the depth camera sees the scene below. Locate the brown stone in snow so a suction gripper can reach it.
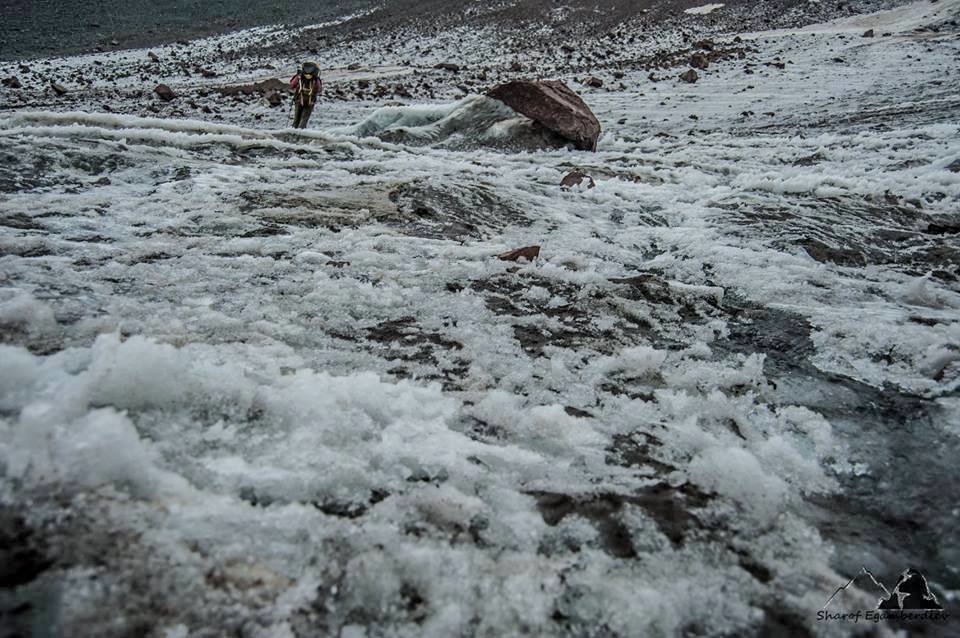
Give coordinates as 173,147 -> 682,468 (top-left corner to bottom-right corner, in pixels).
585,76 -> 603,88
154,84 -> 176,101
434,63 -> 460,72
862,29 -> 875,37
266,91 -> 283,107
51,82 -> 68,95
218,78 -> 287,96
2,77 -> 21,89
148,51 -> 160,62
497,246 -> 540,262
690,53 -> 709,70
560,171 -> 595,190
679,69 -> 699,83
487,80 -> 601,152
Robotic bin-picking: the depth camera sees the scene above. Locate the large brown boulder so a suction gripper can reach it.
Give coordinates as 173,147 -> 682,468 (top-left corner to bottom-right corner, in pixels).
487,80 -> 601,152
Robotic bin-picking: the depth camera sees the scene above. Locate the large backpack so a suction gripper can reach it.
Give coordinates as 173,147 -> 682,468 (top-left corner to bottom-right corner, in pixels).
298,62 -> 320,106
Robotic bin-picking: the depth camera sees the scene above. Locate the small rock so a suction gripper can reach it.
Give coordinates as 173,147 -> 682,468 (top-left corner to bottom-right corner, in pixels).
862,29 -> 875,37
560,171 -> 596,190
434,63 -> 460,72
497,246 -> 540,262
148,51 -> 160,62
2,77 -> 21,89
585,76 -> 603,88
690,53 -> 709,70
51,82 -> 68,95
694,39 -> 715,51
266,91 -> 283,107
326,260 -> 350,268
946,159 -> 960,173
154,84 -> 176,101
18,64 -> 30,73
679,69 -> 699,83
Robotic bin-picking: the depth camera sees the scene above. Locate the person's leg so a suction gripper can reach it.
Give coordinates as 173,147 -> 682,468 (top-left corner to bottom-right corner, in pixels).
292,103 -> 303,128
298,105 -> 314,129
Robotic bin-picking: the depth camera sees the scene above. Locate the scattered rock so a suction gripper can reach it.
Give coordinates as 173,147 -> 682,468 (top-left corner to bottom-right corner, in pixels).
2,77 -> 21,89
560,171 -> 596,190
585,76 -> 603,88
487,80 -> 601,152
945,159 -> 960,173
154,84 -> 176,101
148,51 -> 160,62
326,260 -> 351,268
679,69 -> 699,83
497,246 -> 540,262
694,39 -> 715,51
434,63 -> 460,72
690,53 -> 709,70
50,82 -> 68,95
266,91 -> 283,107
862,29 -> 875,37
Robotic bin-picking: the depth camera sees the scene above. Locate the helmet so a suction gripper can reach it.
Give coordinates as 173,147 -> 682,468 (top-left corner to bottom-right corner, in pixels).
301,61 -> 319,79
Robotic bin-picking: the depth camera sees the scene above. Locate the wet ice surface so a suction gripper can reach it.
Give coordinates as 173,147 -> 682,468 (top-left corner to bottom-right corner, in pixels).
1,1 -> 960,636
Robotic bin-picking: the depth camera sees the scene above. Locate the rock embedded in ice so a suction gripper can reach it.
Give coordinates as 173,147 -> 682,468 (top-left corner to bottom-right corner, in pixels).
497,246 -> 540,262
560,171 -> 595,191
2,77 -> 21,89
487,80 -> 601,152
690,53 -> 709,70
154,84 -> 176,101
679,69 -> 699,83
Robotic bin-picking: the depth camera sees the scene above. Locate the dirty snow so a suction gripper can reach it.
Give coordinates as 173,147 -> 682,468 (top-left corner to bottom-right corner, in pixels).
1,0 -> 958,636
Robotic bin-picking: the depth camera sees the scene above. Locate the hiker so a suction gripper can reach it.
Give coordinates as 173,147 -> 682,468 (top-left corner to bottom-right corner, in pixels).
290,61 -> 322,129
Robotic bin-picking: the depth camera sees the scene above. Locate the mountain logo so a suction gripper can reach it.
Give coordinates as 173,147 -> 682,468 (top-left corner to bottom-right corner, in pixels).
822,566 -> 943,612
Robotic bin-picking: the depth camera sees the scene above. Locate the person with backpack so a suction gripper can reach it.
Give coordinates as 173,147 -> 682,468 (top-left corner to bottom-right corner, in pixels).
290,61 -> 322,129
